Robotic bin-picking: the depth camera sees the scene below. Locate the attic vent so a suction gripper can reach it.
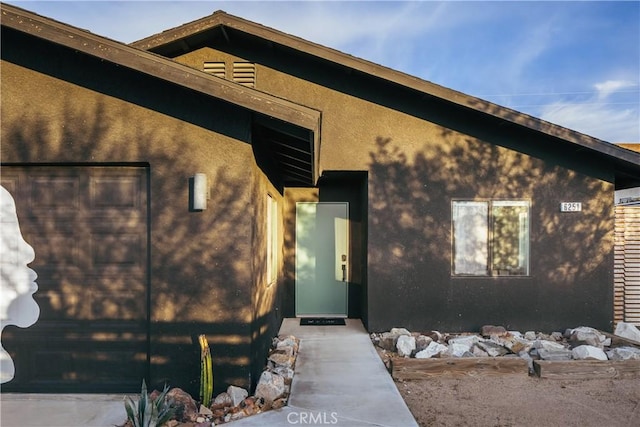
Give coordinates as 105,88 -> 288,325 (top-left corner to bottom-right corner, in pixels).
233,62 -> 256,88
204,62 -> 226,79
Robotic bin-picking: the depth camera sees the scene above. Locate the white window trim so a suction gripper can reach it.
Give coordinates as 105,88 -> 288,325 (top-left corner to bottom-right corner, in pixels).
452,199 -> 530,277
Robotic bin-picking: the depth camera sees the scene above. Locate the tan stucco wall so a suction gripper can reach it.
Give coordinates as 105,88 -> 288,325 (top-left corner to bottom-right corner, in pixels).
1,56 -> 264,391
175,47 -> 435,173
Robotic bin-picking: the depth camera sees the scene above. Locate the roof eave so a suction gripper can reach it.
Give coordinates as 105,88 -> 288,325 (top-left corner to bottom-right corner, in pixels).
1,4 -> 321,138
1,3 -> 322,186
131,10 -> 640,171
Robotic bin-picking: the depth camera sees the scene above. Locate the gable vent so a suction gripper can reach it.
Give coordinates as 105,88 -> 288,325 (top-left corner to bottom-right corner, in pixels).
233,62 -> 256,88
204,61 -> 226,79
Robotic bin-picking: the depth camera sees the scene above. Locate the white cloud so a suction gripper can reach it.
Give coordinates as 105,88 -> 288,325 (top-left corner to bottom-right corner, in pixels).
594,80 -> 637,100
540,101 -> 639,143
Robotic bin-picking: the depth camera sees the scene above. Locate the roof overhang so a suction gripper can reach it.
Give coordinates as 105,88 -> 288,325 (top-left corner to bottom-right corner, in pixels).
1,3 -> 321,186
132,10 -> 640,187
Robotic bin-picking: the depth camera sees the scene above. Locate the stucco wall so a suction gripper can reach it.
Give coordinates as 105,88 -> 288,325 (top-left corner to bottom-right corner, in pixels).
1,29 -> 263,394
182,43 -> 615,333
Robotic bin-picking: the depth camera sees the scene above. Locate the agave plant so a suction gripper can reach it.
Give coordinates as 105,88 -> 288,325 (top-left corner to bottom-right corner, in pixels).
124,379 -> 176,427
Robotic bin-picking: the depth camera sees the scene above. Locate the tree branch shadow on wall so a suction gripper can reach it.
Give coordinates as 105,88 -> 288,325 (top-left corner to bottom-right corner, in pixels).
1,98 -> 266,395
367,134 -> 614,332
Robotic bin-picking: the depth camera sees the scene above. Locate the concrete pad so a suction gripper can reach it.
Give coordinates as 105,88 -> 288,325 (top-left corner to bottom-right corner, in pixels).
0,393 -> 127,427
231,405 -> 378,426
282,318 -> 417,427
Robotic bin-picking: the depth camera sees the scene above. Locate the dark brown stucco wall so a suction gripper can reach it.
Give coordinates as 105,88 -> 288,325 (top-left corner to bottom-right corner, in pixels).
1,29 -> 264,394
187,41 -> 615,333
366,136 -> 614,333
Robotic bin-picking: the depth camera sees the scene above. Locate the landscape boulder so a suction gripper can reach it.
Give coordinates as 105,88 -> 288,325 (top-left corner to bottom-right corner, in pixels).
606,346 -> 640,361
480,325 -> 507,337
212,392 -> 232,408
568,327 -> 609,349
448,335 -> 479,357
227,385 -> 249,407
165,387 -> 199,422
255,371 -> 286,404
378,332 -> 399,351
571,345 -> 608,361
415,342 -> 448,359
415,335 -> 433,353
390,327 -> 412,337
477,340 -> 510,357
396,335 -> 416,357
614,322 -> 640,343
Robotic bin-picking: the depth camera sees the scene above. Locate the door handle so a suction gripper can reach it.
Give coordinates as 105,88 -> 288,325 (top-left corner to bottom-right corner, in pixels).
341,264 -> 347,282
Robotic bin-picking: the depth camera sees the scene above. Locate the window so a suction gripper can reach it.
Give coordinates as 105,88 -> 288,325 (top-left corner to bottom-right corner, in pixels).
266,194 -> 278,284
452,200 -> 530,276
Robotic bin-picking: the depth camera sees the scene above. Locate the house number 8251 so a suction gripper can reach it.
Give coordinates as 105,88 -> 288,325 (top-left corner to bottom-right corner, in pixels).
560,202 -> 582,212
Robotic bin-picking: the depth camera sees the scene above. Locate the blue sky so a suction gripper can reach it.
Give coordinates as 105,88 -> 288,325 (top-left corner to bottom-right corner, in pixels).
9,1 -> 640,143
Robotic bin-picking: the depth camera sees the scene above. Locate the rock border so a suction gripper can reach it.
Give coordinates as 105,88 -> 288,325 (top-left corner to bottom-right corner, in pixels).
372,323 -> 640,378
122,334 -> 300,427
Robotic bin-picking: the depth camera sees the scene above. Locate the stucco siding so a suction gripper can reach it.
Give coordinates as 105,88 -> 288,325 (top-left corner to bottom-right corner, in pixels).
2,30 -> 260,394
184,43 -> 616,332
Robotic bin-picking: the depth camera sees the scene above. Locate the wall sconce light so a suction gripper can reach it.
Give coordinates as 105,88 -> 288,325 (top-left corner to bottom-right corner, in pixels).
191,173 -> 208,211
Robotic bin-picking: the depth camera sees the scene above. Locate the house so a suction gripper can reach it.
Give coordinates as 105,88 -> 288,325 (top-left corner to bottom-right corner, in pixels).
2,4 -> 639,395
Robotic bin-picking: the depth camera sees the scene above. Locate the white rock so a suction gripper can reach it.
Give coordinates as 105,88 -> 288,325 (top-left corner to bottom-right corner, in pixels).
448,335 -> 479,357
533,339 -> 567,352
537,347 -> 572,361
255,371 -> 286,403
448,335 -> 479,348
524,331 -> 537,341
227,385 -> 248,407
571,345 -> 608,361
390,327 -> 412,337
614,322 -> 640,343
606,346 -> 640,361
213,392 -> 232,407
396,335 -> 416,357
472,346 -> 489,357
569,326 -> 607,348
476,340 -> 509,357
415,335 -> 433,352
415,342 -> 448,359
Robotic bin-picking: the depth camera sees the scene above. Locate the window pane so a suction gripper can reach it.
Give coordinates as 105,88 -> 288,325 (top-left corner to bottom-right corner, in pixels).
266,195 -> 278,284
491,201 -> 529,276
453,201 -> 488,275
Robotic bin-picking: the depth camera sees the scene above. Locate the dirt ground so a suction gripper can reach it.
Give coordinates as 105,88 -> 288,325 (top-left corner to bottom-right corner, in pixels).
395,375 -> 640,427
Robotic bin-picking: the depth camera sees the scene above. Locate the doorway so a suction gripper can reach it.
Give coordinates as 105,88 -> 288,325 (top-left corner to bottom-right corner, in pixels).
295,202 -> 349,317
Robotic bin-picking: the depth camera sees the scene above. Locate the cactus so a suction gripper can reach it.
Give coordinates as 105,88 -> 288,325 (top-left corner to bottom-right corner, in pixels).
199,334 -> 213,407
124,379 -> 176,427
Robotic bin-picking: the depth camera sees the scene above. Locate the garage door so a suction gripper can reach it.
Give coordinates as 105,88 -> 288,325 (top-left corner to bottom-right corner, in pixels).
1,166 -> 149,392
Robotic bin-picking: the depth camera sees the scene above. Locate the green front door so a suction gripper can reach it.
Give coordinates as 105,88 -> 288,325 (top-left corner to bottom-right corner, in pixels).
295,202 -> 349,317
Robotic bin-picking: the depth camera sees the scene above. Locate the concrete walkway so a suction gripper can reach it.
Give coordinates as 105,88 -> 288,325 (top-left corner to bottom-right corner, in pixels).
0,318 -> 417,427
232,318 -> 417,427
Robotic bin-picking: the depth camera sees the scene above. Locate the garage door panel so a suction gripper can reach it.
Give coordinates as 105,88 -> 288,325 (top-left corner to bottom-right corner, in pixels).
1,166 -> 149,392
30,233 -> 81,266
90,176 -> 142,209
29,177 -> 80,210
90,233 -> 143,267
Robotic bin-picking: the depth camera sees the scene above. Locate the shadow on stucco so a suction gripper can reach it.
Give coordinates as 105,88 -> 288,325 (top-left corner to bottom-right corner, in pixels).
1,96 -> 272,396
367,134 -> 614,333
